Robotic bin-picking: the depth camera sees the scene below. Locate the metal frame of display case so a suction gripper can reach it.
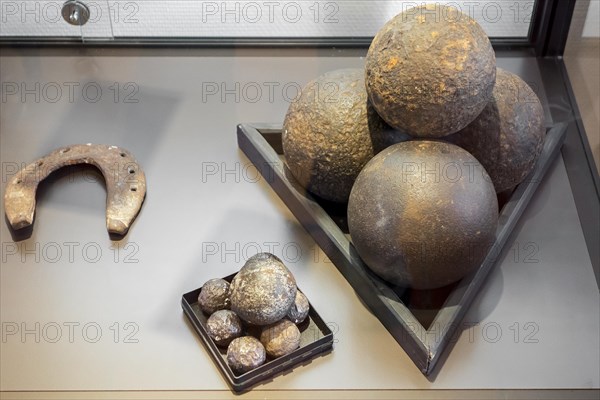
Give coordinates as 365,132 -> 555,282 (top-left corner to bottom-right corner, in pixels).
0,0 -> 578,53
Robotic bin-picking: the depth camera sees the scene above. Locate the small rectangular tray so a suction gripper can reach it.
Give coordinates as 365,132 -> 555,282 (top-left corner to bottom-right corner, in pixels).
182,273 -> 334,393
237,122 -> 567,376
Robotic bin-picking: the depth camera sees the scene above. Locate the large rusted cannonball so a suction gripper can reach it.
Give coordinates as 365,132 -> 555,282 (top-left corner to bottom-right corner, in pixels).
230,253 -> 297,326
348,141 -> 499,290
446,68 -> 546,193
283,68 -> 406,203
365,4 -> 496,138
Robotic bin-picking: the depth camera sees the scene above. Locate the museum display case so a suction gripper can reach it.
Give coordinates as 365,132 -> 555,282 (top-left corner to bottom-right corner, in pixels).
1,1 -> 598,399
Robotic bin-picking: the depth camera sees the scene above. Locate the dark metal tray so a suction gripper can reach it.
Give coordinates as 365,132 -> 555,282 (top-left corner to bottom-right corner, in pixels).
181,273 -> 334,393
236,122 -> 567,376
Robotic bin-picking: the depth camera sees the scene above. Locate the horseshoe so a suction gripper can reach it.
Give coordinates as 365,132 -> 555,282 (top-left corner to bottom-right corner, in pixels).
4,144 -> 146,236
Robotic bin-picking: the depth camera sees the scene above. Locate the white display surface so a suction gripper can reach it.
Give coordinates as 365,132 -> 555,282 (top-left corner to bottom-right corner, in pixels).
0,49 -> 599,393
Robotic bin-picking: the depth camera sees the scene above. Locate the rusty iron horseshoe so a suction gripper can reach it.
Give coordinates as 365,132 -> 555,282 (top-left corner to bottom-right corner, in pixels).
4,144 -> 146,236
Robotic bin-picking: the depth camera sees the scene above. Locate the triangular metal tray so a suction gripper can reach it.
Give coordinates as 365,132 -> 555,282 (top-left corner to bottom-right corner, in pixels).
237,122 -> 567,375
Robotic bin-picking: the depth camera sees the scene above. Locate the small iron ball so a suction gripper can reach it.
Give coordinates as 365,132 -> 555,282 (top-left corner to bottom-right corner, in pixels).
283,68 -> 406,203
226,336 -> 266,374
287,291 -> 310,324
446,68 -> 546,193
230,253 -> 297,326
365,4 -> 496,137
348,141 -> 499,290
198,278 -> 231,315
206,310 -> 242,347
260,319 -> 302,358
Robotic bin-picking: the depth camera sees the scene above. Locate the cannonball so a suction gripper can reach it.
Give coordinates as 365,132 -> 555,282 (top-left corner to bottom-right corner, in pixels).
230,253 -> 297,326
348,141 -> 499,290
260,319 -> 301,358
283,68 -> 406,203
287,291 -> 310,324
206,310 -> 242,347
365,4 -> 496,137
226,336 -> 266,374
446,68 -> 546,193
198,278 -> 230,315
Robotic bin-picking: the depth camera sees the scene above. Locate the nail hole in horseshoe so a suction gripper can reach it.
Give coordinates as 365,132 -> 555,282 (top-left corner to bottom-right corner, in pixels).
129,169 -> 135,174
37,161 -> 44,167
16,180 -> 22,184
62,148 -> 70,153
131,187 -> 137,192
120,153 -> 126,157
